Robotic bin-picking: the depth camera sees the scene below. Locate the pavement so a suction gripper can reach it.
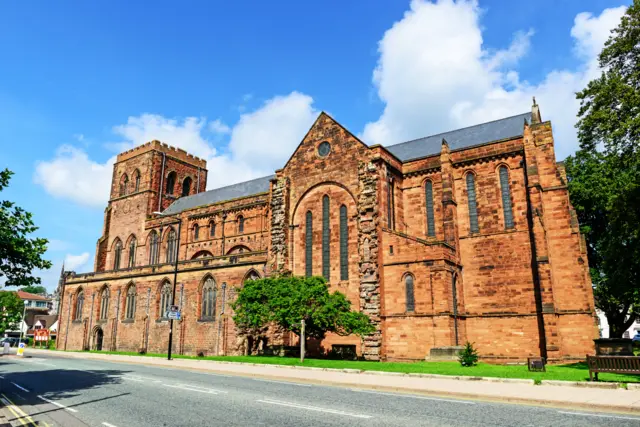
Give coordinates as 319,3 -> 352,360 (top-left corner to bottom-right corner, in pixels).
0,350 -> 638,426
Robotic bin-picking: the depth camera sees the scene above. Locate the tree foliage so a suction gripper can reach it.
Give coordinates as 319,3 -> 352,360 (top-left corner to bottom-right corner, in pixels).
458,342 -> 479,367
568,1 -> 640,337
20,285 -> 47,295
232,276 -> 375,344
0,291 -> 24,333
0,169 -> 51,287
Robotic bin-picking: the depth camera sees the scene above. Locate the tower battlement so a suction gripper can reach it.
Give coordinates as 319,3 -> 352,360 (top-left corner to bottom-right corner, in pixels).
116,140 -> 207,168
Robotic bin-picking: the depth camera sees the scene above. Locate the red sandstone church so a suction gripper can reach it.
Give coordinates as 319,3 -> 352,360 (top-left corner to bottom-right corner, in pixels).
57,101 -> 598,362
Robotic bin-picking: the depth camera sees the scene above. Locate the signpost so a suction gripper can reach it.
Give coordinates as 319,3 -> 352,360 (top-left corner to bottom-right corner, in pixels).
34,329 -> 50,348
17,342 -> 25,357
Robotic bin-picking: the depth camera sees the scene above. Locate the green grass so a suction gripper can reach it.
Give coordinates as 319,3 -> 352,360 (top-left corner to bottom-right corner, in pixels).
49,349 -> 640,383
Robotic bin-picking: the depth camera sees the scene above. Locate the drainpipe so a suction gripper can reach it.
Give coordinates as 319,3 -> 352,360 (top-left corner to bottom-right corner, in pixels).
452,273 -> 459,346
158,152 -> 166,212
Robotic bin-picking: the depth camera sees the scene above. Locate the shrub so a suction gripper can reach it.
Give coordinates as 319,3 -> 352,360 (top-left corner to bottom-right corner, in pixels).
458,342 -> 479,367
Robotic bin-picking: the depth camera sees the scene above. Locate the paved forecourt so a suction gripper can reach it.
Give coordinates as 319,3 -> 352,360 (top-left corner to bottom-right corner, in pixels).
0,353 -> 639,427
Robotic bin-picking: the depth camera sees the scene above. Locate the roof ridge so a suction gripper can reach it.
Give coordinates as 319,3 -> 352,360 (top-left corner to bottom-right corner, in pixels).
386,112 -> 530,148
184,174 -> 275,199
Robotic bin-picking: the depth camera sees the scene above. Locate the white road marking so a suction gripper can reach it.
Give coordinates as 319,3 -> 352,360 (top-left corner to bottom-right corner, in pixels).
351,388 -> 476,405
257,398 -> 372,419
163,383 -> 227,394
11,382 -> 29,392
557,411 -> 640,421
37,395 -> 79,413
102,423 -> 119,427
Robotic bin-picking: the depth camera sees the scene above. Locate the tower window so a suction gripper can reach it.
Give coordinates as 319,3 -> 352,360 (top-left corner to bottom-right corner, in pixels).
113,239 -> 122,270
466,173 -> 479,233
166,172 -> 177,194
182,177 -> 192,197
499,166 -> 514,229
238,215 -> 245,234
425,180 -> 435,237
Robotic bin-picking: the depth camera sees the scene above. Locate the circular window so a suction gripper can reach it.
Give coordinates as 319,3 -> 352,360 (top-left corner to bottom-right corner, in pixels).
317,141 -> 331,157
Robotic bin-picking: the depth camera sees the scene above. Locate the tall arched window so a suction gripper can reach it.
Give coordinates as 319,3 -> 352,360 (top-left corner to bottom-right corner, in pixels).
305,211 -> 313,277
466,173 -> 479,233
238,215 -> 245,234
209,221 -> 216,238
134,170 -> 141,192
339,205 -> 348,281
193,224 -> 200,241
201,277 -> 216,319
159,281 -> 172,318
499,166 -> 514,229
166,171 -> 177,194
128,237 -> 136,268
322,195 -> 330,281
113,240 -> 122,270
99,287 -> 110,320
182,177 -> 192,197
165,228 -> 177,264
119,174 -> 129,196
74,289 -> 84,320
149,231 -> 159,265
425,180 -> 436,237
405,275 -> 415,312
125,284 -> 136,320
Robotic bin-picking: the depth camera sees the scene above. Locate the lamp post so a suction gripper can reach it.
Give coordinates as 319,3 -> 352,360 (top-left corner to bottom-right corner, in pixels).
18,300 -> 28,346
153,211 -> 182,360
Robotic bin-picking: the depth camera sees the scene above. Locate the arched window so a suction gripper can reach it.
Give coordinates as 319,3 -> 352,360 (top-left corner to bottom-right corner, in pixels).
193,224 -> 200,241
466,173 -> 479,233
244,270 -> 260,283
322,195 -> 330,281
339,205 -> 348,281
201,277 -> 216,319
119,174 -> 129,196
99,287 -> 110,320
499,166 -> 514,229
128,237 -> 136,268
182,177 -> 192,197
74,289 -> 84,320
305,211 -> 313,277
238,215 -> 245,234
159,281 -> 172,318
209,221 -> 216,238
425,180 -> 436,237
125,284 -> 136,320
405,275 -> 415,312
165,171 -> 177,194
149,231 -> 159,265
113,239 -> 122,270
387,177 -> 395,229
165,228 -> 177,264
134,170 -> 141,192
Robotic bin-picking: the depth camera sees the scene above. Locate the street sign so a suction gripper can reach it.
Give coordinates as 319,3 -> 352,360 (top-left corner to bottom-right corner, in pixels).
167,311 -> 181,320
17,342 -> 25,357
169,305 -> 179,313
35,330 -> 49,341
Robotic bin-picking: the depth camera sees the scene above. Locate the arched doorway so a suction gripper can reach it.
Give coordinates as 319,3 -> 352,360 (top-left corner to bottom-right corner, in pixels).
93,327 -> 104,351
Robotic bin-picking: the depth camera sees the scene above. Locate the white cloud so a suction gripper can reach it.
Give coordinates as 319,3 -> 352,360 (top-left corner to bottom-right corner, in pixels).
64,252 -> 91,271
35,92 -> 318,207
362,0 -> 627,159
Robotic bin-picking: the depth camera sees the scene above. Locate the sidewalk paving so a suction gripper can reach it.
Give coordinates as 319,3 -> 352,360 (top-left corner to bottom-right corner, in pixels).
22,349 -> 640,415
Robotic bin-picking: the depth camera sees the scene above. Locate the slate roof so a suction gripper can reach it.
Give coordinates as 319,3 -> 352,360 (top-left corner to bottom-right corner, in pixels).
384,112 -> 532,162
162,175 -> 275,215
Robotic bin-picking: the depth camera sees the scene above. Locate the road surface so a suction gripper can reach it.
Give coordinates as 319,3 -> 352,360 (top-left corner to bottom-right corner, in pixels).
0,352 -> 638,426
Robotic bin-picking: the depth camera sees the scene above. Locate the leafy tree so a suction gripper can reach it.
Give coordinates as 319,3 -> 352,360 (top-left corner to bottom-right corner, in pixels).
568,1 -> 640,337
19,285 -> 47,295
232,276 -> 375,352
0,291 -> 24,333
0,169 -> 51,287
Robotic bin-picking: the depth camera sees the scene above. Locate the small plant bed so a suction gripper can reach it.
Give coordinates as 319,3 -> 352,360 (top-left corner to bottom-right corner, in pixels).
61,349 -> 640,383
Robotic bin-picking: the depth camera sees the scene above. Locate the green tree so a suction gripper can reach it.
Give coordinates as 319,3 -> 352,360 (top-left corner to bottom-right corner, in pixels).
0,169 -> 52,287
19,285 -> 47,295
0,291 -> 24,333
568,1 -> 640,337
232,276 -> 375,352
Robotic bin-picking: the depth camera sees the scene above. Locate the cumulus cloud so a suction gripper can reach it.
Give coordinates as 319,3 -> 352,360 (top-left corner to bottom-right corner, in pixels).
35,92 -> 318,207
64,252 -> 91,271
362,0 -> 626,159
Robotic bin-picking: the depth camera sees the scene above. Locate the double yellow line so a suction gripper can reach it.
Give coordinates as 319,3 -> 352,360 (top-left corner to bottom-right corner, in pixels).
0,393 -> 49,427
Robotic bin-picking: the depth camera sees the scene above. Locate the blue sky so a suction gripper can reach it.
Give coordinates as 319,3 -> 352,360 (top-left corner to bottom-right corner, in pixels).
0,0 -> 630,290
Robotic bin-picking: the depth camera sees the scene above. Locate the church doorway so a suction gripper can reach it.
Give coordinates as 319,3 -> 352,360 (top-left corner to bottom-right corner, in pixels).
93,328 -> 104,351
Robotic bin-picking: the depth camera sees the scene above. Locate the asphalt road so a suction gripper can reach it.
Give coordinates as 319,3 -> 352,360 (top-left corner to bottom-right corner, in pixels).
0,353 -> 639,427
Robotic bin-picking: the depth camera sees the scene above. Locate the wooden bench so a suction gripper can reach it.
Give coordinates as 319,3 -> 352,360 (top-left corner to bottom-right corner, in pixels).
586,355 -> 640,381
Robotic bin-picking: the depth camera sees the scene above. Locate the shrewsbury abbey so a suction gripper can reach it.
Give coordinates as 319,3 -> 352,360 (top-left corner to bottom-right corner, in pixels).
57,101 -> 598,362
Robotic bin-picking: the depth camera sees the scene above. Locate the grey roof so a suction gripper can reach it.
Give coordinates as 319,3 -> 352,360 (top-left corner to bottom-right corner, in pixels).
384,112 -> 532,162
163,175 -> 274,215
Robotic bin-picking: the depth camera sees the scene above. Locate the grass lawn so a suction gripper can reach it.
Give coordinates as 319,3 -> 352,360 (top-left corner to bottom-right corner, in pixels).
55,349 -> 640,384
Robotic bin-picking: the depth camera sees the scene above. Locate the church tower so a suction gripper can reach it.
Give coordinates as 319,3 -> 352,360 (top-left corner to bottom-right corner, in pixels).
94,141 -> 207,272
